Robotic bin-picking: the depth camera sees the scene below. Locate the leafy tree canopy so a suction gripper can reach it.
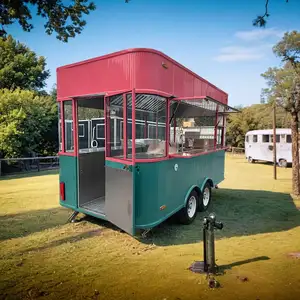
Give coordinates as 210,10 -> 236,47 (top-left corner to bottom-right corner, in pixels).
0,88 -> 58,158
226,103 -> 291,148
0,0 -> 98,42
273,30 -> 300,71
261,31 -> 300,114
0,35 -> 50,90
261,63 -> 300,114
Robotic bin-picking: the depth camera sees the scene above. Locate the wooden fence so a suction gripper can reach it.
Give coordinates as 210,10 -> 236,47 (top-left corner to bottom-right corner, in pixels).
227,147 -> 245,155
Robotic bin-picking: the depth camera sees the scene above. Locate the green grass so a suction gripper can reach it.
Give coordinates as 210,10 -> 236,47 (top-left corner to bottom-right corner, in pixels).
0,155 -> 300,300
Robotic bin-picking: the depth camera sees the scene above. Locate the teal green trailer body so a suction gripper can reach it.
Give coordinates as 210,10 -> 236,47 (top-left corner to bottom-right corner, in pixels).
59,150 -> 225,234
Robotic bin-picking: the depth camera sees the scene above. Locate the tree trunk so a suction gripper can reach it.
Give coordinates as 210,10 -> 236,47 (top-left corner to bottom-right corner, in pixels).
291,112 -> 300,195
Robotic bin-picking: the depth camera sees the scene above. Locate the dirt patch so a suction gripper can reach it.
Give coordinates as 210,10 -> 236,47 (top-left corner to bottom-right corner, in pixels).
287,252 -> 300,259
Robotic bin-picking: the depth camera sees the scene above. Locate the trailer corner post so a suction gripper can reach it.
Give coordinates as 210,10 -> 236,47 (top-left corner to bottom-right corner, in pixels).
214,105 -> 219,150
123,93 -> 127,158
61,101 -> 65,153
104,96 -> 111,157
166,98 -> 170,156
132,89 -> 136,163
72,98 -> 78,156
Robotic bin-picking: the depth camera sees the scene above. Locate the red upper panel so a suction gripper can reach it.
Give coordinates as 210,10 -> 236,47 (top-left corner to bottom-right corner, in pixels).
57,48 -> 228,104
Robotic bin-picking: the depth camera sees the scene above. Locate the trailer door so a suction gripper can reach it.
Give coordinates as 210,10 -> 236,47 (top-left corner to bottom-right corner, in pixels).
104,92 -> 135,235
105,164 -> 135,235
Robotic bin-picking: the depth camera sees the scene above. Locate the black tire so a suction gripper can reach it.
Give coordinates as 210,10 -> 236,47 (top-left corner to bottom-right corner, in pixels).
248,156 -> 255,163
278,159 -> 288,168
198,182 -> 212,212
178,190 -> 198,225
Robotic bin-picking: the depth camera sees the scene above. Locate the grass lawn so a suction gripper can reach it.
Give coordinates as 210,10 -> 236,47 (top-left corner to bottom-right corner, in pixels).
0,155 -> 300,300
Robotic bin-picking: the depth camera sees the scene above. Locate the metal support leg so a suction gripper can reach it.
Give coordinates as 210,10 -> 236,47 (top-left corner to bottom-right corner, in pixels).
67,211 -> 79,223
141,228 -> 151,238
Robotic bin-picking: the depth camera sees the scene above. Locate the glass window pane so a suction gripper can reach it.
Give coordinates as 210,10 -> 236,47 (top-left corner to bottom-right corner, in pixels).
276,135 -> 280,143
132,94 -> 167,159
253,135 -> 258,143
262,135 -> 269,143
77,99 -> 104,152
78,124 -> 84,137
270,134 -> 280,143
63,101 -> 74,152
287,135 -> 292,143
108,94 -> 124,158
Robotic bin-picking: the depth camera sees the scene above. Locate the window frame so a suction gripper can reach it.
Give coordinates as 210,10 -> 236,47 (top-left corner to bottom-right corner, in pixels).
96,123 -> 105,140
58,99 -> 77,156
105,90 -> 171,164
78,124 -> 85,138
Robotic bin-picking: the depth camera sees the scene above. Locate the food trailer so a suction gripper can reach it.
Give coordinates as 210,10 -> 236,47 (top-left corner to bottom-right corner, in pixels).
57,48 -> 236,235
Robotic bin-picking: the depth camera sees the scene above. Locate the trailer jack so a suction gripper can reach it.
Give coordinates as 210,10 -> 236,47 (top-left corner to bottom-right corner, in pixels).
189,213 -> 223,274
141,228 -> 152,238
67,211 -> 79,223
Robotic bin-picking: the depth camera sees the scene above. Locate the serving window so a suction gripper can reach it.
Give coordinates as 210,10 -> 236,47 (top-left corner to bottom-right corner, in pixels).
105,92 -> 235,161
168,97 -> 231,157
106,92 -> 168,161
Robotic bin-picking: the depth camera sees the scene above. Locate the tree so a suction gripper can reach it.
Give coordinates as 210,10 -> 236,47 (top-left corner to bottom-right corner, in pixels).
273,31 -> 300,72
0,0 -> 98,42
261,31 -> 300,195
0,88 -> 58,158
226,103 -> 291,148
0,35 -> 50,90
253,0 -> 290,27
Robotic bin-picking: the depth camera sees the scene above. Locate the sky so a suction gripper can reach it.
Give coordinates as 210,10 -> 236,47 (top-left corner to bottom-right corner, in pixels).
6,0 -> 300,107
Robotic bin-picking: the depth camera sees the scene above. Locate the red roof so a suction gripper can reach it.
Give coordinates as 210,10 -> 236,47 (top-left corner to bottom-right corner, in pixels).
57,48 -> 228,104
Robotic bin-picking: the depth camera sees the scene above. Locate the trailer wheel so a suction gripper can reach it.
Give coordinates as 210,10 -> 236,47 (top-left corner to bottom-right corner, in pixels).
178,190 -> 198,225
248,156 -> 255,163
198,182 -> 212,212
278,159 -> 288,168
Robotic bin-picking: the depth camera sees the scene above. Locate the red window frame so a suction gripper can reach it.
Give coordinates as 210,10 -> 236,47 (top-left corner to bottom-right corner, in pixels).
105,89 -> 172,164
58,99 -> 77,157
168,96 -> 228,158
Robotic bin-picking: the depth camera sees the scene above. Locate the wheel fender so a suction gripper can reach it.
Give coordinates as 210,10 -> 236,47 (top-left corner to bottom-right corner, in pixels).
184,185 -> 199,206
200,177 -> 214,193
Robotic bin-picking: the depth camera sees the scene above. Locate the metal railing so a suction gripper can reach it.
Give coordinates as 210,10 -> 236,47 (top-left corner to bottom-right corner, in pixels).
0,156 -> 59,176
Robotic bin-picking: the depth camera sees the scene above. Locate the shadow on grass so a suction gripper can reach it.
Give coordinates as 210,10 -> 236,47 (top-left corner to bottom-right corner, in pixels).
1,189 -> 299,245
18,228 -> 104,255
218,256 -> 270,273
139,188 -> 300,246
0,169 -> 58,181
0,207 -> 69,241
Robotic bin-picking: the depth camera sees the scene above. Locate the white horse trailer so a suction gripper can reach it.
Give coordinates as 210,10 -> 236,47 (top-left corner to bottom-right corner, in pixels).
245,129 -> 292,167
